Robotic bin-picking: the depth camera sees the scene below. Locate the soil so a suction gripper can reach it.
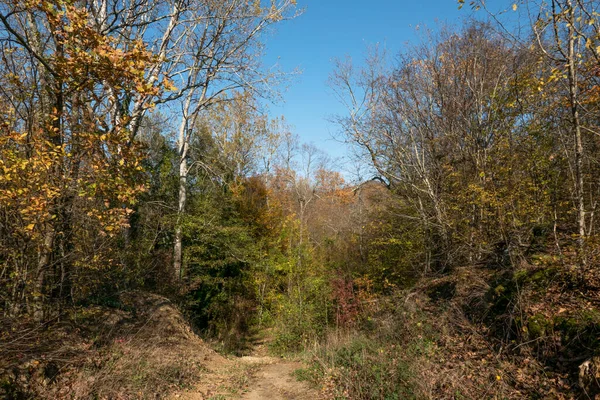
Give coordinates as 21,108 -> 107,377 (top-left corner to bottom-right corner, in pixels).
239,356 -> 315,400
173,336 -> 319,399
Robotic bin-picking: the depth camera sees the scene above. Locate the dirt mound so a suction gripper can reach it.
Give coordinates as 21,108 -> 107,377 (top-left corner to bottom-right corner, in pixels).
1,291 -> 226,399
405,262 -> 600,398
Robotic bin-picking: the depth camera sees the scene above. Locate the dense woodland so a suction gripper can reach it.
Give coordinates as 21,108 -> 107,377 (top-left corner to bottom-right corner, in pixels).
2,0 -> 600,398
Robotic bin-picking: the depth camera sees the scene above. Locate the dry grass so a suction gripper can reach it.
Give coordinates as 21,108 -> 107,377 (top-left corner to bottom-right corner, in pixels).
1,291 -> 227,399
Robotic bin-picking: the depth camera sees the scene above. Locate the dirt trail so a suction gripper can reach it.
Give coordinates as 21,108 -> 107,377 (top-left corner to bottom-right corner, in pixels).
172,338 -> 319,399
238,355 -> 316,400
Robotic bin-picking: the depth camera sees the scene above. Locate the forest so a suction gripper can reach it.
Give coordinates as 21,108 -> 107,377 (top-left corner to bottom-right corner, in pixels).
2,0 -> 600,398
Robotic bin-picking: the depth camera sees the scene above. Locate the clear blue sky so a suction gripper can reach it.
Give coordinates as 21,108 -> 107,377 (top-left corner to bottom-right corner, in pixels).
262,0 -> 506,172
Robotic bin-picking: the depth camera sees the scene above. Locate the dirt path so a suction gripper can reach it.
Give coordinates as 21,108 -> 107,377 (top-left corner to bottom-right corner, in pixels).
172,340 -> 319,399
238,356 -> 316,400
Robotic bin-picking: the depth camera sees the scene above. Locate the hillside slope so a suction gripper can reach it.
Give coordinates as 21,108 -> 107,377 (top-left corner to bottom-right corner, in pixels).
1,292 -> 227,399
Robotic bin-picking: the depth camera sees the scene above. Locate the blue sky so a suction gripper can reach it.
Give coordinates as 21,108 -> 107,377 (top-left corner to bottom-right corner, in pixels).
262,0 -> 503,173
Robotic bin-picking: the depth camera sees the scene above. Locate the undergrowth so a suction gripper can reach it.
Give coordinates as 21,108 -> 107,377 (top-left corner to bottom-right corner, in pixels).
297,334 -> 419,399
287,254 -> 600,399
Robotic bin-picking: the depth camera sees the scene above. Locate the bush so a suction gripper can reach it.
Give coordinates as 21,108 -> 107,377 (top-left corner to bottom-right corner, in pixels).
299,335 -> 416,399
270,285 -> 329,354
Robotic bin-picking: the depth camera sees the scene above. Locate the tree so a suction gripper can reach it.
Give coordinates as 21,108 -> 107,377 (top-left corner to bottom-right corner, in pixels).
330,22 -> 547,272
530,0 -> 600,259
0,0 -> 157,319
27,0 -> 299,280
465,0 -> 600,263
170,0 -> 299,279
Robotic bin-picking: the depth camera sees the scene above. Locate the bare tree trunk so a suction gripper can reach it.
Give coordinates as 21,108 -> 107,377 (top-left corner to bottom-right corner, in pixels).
173,119 -> 189,280
172,81 -> 200,280
566,0 -> 586,260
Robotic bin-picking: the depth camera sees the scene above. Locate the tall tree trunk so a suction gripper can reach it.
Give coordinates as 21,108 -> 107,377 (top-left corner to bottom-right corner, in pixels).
173,84 -> 202,279
566,0 -> 586,259
173,123 -> 189,280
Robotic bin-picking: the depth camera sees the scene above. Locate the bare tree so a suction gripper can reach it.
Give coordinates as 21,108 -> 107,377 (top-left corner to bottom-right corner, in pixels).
469,0 -> 600,262
330,24 -> 525,271
529,0 -> 600,260
169,0 -> 299,279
